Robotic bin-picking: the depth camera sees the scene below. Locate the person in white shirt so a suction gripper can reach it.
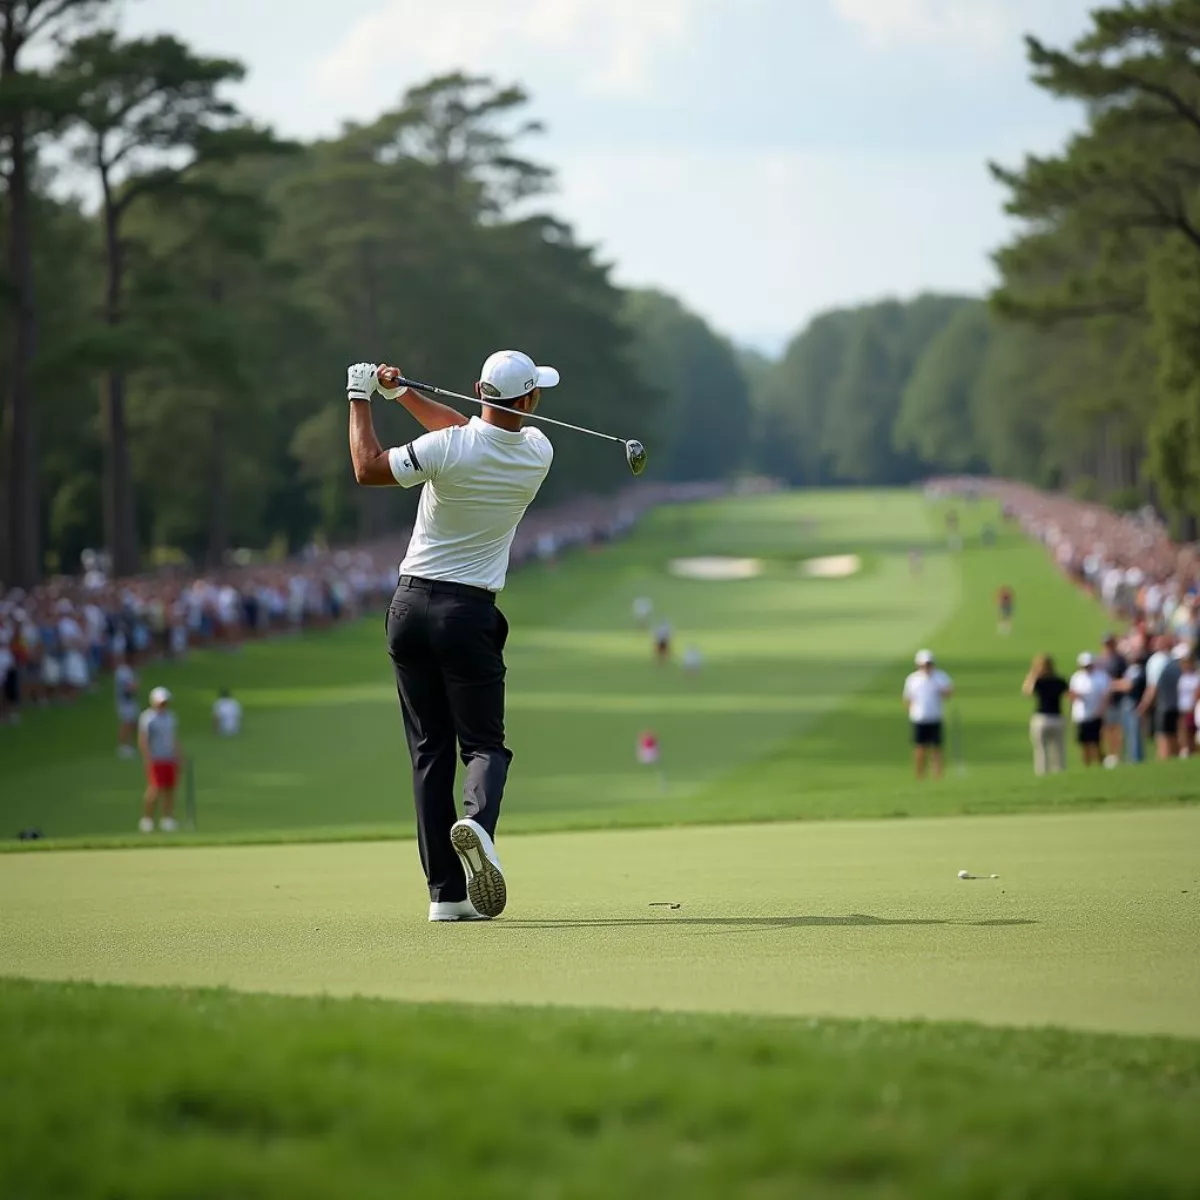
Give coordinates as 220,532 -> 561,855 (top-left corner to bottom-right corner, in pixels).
902,650 -> 954,780
1069,652 -> 1112,767
345,351 -> 556,923
212,688 -> 243,737
1176,651 -> 1198,757
138,686 -> 182,833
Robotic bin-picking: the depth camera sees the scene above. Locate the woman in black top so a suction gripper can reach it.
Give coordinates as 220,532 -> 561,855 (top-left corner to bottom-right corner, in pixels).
1023,654 -> 1068,775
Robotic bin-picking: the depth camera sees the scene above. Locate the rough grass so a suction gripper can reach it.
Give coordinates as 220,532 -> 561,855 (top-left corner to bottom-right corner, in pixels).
2,977 -> 1198,1200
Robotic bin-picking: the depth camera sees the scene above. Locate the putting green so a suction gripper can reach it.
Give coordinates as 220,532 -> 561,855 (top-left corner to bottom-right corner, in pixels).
3,808 -> 1196,1037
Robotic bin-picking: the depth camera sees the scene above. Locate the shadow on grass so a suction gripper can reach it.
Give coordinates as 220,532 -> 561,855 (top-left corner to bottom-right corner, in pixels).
500,914 -> 1037,931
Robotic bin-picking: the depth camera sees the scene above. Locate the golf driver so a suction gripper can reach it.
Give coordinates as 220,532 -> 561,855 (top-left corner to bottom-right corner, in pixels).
378,370 -> 647,475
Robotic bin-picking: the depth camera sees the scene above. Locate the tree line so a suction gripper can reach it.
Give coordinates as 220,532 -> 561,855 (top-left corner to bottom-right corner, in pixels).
9,0 -> 1191,589
0,0 -> 751,587
749,0 -> 1200,533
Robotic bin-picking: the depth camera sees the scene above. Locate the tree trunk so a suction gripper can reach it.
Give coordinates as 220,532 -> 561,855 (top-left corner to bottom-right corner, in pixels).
101,192 -> 138,576
206,402 -> 228,568
2,87 -> 40,585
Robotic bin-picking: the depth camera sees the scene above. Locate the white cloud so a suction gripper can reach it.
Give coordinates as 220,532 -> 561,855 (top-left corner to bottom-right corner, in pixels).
831,0 -> 1020,53
315,0 -> 690,111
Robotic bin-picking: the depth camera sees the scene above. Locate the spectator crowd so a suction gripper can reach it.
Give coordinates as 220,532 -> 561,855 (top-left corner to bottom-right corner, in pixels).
0,483 -> 727,729
934,478 -> 1200,771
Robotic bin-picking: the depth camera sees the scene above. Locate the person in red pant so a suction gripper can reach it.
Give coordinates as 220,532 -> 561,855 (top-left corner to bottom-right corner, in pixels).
138,687 -> 182,833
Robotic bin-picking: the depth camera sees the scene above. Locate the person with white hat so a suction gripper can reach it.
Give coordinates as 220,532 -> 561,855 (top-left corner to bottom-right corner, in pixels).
344,351 -> 557,922
902,650 -> 954,780
1068,652 -> 1111,767
137,686 -> 182,833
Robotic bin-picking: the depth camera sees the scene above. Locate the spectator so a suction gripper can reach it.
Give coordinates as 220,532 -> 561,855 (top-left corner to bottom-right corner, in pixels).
654,619 -> 672,665
1098,633 -> 1128,767
138,686 -> 181,834
1068,652 -> 1109,767
1140,641 -> 1187,760
903,650 -> 954,781
212,688 -> 243,737
1178,648 -> 1198,758
996,585 -> 1015,636
1023,654 -> 1068,775
0,623 -> 15,726
114,656 -> 139,758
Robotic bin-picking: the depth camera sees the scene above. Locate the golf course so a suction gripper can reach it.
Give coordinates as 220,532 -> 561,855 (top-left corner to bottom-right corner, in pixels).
2,490 -> 1198,1197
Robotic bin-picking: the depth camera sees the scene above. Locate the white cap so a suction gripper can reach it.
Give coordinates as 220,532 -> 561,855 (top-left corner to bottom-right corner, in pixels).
1077,652 -> 1094,667
915,649 -> 934,666
478,350 -> 559,402
149,686 -> 171,705
1172,643 -> 1191,660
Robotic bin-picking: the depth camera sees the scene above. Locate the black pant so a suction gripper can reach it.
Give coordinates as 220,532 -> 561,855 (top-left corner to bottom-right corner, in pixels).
386,577 -> 512,902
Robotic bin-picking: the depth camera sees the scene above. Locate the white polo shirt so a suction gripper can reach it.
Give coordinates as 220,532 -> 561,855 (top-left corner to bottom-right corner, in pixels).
1069,668 -> 1111,722
389,417 -> 553,592
903,669 -> 952,723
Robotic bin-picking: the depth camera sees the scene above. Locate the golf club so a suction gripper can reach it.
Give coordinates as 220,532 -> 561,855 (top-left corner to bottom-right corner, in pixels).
379,371 -> 648,475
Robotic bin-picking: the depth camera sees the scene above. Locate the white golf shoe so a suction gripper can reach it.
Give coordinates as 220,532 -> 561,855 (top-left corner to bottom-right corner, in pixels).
159,817 -> 179,833
428,899 -> 489,922
138,817 -> 154,833
449,818 -> 507,918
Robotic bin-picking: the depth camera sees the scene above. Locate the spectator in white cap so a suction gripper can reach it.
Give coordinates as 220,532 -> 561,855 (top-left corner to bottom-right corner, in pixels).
1069,652 -> 1110,766
138,686 -> 182,833
902,650 -> 953,780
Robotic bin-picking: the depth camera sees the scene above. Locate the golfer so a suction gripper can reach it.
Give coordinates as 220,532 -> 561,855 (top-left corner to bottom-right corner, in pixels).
345,353 -> 557,922
902,650 -> 953,780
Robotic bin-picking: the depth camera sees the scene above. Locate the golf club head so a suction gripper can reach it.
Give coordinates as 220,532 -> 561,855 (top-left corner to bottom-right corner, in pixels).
625,440 -> 647,475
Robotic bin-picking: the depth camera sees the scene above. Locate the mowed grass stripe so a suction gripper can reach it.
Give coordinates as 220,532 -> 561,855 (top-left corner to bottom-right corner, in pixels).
0,491 -> 957,839
2,808 -> 1196,1037
2,489 -> 1196,851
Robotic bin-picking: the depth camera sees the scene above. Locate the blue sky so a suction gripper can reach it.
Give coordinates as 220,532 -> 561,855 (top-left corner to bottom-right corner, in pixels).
122,0 -> 1096,351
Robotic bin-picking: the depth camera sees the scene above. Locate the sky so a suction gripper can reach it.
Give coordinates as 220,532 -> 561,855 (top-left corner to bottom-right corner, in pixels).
120,0 -> 1097,352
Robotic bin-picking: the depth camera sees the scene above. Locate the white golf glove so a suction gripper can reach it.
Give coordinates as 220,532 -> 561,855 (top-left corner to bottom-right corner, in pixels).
346,362 -> 378,402
376,370 -> 406,401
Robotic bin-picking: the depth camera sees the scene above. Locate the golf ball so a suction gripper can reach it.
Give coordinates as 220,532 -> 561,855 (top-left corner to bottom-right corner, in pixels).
958,869 -> 970,879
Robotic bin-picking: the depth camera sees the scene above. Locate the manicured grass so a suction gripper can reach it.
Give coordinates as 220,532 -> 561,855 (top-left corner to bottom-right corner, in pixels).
3,808 -> 1196,1037
2,976 -> 1198,1200
0,490 -> 1191,849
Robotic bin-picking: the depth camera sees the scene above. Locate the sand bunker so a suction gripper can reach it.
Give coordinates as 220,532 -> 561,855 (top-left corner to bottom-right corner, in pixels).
801,554 -> 861,578
668,557 -> 764,581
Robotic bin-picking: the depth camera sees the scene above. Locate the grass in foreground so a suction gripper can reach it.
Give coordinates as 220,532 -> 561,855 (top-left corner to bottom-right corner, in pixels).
2,977 -> 1198,1200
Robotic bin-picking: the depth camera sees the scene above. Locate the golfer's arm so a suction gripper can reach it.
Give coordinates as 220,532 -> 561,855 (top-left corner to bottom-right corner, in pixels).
348,400 -> 398,486
394,387 -> 469,433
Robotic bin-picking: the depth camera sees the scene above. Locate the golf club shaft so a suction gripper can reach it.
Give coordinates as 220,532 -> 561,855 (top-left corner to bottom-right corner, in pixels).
389,375 -> 628,446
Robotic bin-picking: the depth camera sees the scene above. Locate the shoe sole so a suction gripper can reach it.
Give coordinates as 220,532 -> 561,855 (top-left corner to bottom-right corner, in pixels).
429,913 -> 490,922
450,824 -> 507,918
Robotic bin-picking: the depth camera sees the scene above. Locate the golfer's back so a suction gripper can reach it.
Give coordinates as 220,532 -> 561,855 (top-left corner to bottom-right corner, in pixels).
392,416 -> 553,593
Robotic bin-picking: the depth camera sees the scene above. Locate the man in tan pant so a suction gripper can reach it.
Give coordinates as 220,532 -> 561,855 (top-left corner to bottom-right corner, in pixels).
1023,654 -> 1069,775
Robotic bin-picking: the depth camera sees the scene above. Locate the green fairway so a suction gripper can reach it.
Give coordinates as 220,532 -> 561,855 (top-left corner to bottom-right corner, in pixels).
0,489 -> 1188,847
2,808 -> 1196,1037
4,491 -> 1200,1199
